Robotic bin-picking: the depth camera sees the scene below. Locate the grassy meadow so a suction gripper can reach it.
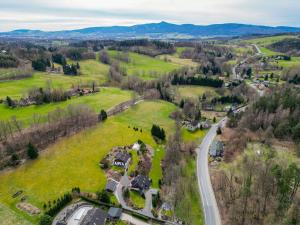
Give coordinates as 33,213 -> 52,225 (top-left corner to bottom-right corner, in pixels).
0,99 -> 207,224
0,204 -> 31,225
243,35 -> 299,46
0,100 -> 177,224
177,85 -> 219,100
0,87 -> 132,125
0,59 -> 109,99
108,50 -> 181,80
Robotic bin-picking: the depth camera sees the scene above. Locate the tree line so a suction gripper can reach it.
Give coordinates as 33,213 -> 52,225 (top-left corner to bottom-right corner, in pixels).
0,105 -> 98,169
171,74 -> 224,88
0,54 -> 19,68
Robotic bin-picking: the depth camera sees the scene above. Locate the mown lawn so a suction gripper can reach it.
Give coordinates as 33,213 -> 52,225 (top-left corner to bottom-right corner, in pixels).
182,129 -> 207,143
0,87 -> 132,125
108,50 -> 181,80
149,146 -> 165,189
129,190 -> 145,209
0,100 -> 176,224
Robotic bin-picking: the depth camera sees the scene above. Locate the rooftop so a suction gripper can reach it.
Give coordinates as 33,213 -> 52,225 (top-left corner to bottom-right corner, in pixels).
81,208 -> 107,225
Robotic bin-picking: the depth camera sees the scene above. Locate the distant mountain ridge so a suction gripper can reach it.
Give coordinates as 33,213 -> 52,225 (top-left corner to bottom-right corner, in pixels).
1,21 -> 300,39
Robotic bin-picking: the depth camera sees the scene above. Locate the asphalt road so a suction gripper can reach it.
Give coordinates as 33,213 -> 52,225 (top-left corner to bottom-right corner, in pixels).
196,119 -> 226,225
196,44 -> 263,225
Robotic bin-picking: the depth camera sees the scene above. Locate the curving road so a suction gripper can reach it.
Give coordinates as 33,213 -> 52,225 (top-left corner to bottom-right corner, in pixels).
196,44 -> 263,225
196,119 -> 226,225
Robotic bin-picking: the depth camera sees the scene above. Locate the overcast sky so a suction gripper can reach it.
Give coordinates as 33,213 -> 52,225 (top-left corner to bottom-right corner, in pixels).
0,0 -> 299,31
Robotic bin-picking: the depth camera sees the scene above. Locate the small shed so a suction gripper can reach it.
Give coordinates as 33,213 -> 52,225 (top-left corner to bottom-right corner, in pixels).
108,207 -> 122,220
132,143 -> 140,151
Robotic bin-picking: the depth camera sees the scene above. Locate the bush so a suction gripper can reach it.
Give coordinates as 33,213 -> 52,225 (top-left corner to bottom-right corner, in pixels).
217,127 -> 222,135
27,142 -> 39,159
123,188 -> 130,199
5,96 -> 16,108
98,110 -> 108,121
97,190 -> 111,203
39,215 -> 53,225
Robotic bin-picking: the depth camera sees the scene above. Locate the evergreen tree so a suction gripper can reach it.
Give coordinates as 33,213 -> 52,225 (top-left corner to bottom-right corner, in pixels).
98,110 -> 108,121
39,215 -> 52,225
27,142 -> 39,159
6,96 -> 15,107
151,124 -> 166,141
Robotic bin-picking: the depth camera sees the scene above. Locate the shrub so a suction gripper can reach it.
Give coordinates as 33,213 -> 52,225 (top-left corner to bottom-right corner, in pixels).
97,190 -> 111,203
217,127 -> 222,135
98,110 -> 108,121
39,215 -> 52,225
27,142 -> 39,159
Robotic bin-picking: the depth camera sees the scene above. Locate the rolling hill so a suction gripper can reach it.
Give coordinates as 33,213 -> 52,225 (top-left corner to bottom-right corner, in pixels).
1,22 -> 300,39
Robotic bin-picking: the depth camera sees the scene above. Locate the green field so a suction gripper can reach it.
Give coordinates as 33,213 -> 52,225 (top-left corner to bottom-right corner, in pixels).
0,87 -> 132,125
68,58 -> 109,82
0,100 -> 177,224
0,204 -> 31,225
243,35 -> 299,46
108,50 -> 181,80
177,86 -> 219,100
0,59 -> 109,100
278,57 -> 300,68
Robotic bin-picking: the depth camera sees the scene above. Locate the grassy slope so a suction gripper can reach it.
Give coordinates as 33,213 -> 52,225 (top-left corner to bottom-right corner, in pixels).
0,60 -> 109,99
177,86 -> 219,100
0,87 -> 132,124
0,204 -> 31,225
108,50 -> 181,80
0,100 -> 176,224
243,35 -> 298,46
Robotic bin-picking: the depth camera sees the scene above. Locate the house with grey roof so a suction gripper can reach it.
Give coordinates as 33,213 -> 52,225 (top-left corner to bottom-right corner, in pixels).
209,140 -> 224,157
113,152 -> 131,168
131,175 -> 151,194
105,179 -> 118,192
